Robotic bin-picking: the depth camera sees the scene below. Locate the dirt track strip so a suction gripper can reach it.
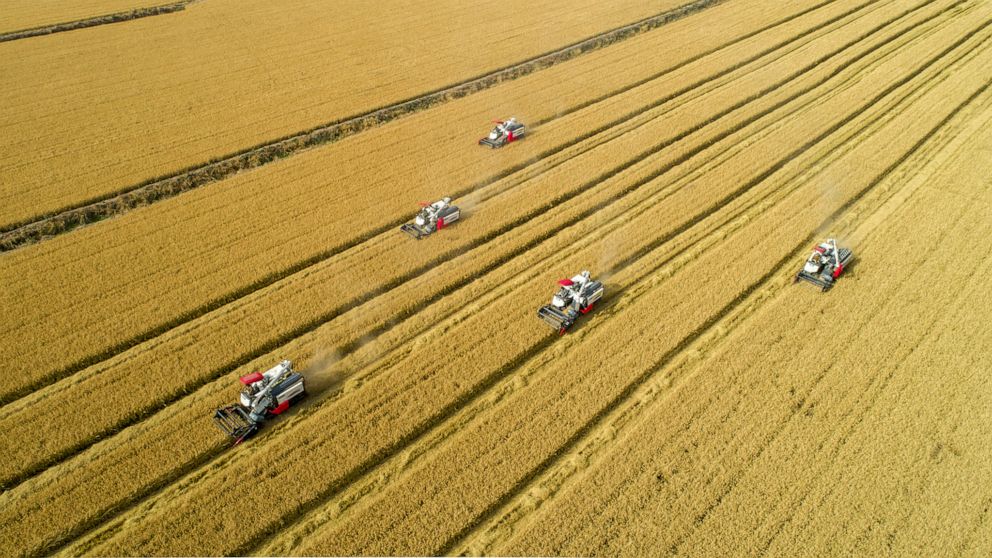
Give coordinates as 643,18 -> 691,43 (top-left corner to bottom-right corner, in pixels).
0,2 -> 188,43
0,0 -> 725,250
0,0 -> 868,406
66,8 -> 988,556
0,0 -> 926,493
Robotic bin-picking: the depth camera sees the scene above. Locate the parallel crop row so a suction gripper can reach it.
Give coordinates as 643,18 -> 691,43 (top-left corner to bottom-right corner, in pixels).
0,0 -> 705,228
69,5 -> 992,554
0,0 -> 845,404
499,119 -> 992,555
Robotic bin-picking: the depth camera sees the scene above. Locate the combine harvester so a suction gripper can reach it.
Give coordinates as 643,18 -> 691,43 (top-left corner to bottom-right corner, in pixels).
400,197 -> 461,239
537,270 -> 604,335
213,360 -> 305,444
795,238 -> 853,291
479,117 -> 526,148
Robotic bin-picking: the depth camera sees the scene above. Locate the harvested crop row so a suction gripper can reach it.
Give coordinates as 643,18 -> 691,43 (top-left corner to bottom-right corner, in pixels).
79,13 -> 992,554
0,0 -> 178,35
0,0 -> 859,401
0,0 -> 936,492
758,120 -> 992,558
0,0 -> 708,228
270,64 -> 977,556
0,2 -> 952,551
498,142 -> 992,555
286,38 -> 992,557
454,66 -> 992,555
494,65 -> 992,557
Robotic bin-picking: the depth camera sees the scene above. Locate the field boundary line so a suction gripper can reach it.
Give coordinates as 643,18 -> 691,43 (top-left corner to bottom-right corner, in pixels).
0,2 -> 191,43
0,0 -> 728,249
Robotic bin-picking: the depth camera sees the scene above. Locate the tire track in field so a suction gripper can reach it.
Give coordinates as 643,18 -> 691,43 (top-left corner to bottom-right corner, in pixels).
442,39 -> 992,556
1,0 -> 916,494
762,151 -> 989,551
241,13 -> 984,551
957,497 -> 992,556
0,2 -> 191,43
494,72 -> 992,550
753,241 -> 992,557
715,242 -> 985,555
754,97 -> 992,555
0,0 -> 729,248
7,4 -> 968,556
0,0 -> 887,408
46,0 -> 968,524
455,50 -> 992,556
662,77 -> 992,558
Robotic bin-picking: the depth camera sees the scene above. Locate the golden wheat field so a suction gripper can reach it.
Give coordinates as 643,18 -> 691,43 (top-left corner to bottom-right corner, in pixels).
1,0 -> 990,556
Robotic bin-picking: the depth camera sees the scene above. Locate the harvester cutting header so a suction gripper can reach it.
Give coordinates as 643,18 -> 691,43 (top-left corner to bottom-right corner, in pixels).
213,360 -> 305,444
795,238 -> 853,291
479,117 -> 526,148
538,270 -> 604,335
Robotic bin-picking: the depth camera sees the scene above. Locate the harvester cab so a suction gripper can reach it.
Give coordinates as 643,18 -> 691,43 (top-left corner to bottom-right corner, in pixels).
479,117 -> 526,148
537,270 -> 604,335
213,359 -> 305,444
400,197 -> 460,239
795,238 -> 853,291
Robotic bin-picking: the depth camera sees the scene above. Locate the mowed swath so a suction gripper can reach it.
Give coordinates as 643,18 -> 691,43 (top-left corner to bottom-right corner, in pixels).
0,0 -> 692,228
1,0 -> 989,556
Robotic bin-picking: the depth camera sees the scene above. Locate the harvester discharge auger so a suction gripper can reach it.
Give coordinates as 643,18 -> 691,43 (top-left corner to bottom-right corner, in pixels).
479,117 -> 526,148
537,270 -> 604,335
213,359 -> 306,445
795,238 -> 853,291
400,197 -> 460,239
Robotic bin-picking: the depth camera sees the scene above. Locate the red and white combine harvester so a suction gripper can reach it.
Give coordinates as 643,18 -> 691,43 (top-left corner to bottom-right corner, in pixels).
400,197 -> 461,239
795,238 -> 853,291
537,270 -> 604,335
479,117 -> 526,148
213,360 -> 305,444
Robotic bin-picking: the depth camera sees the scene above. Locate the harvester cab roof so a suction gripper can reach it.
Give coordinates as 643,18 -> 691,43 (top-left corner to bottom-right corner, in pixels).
479,117 -> 525,148
213,359 -> 306,445
796,238 -> 853,291
401,196 -> 460,239
538,270 -> 604,335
